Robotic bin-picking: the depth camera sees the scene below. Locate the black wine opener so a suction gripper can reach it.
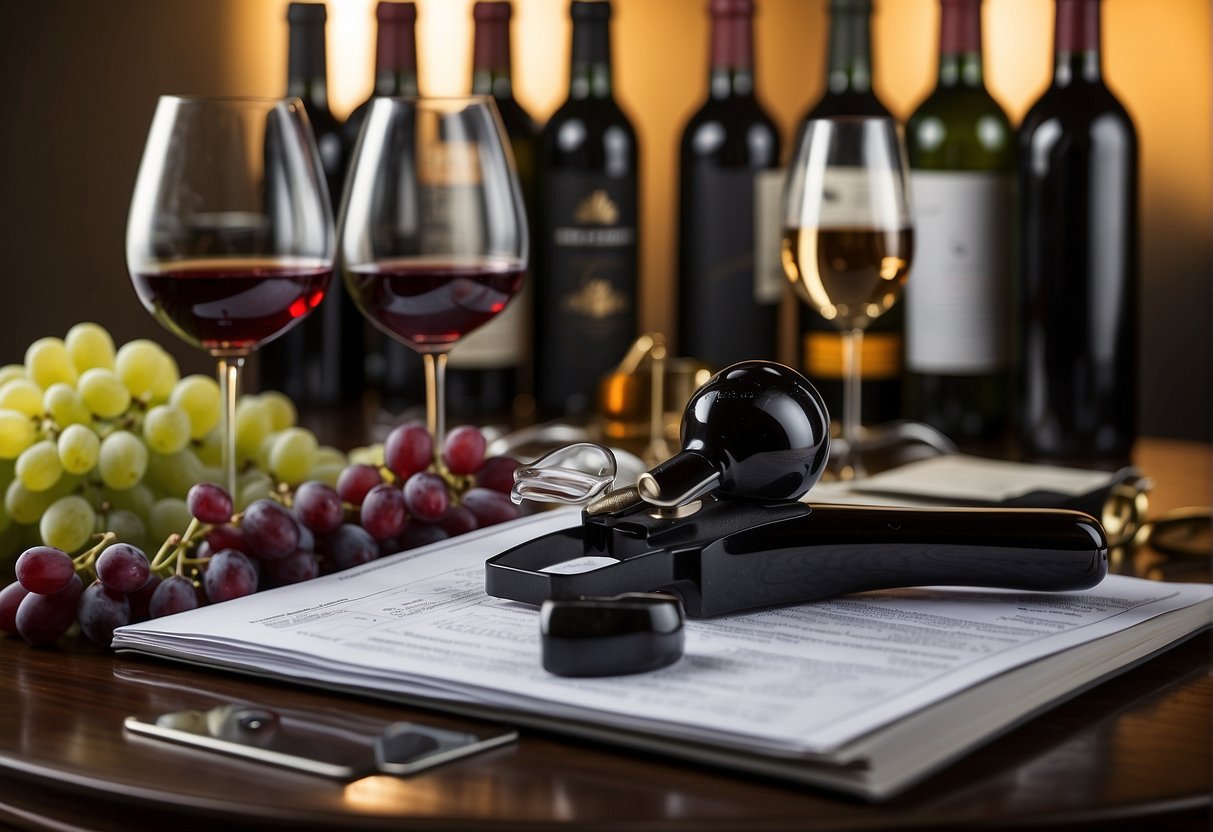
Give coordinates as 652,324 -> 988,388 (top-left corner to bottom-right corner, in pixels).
487,362 -> 1108,622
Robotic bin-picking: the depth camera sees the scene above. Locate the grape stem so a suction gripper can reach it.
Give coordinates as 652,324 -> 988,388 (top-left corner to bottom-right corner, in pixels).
72,531 -> 118,581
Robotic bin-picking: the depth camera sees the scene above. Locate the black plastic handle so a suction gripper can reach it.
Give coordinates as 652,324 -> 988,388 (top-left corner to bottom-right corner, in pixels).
680,504 -> 1109,616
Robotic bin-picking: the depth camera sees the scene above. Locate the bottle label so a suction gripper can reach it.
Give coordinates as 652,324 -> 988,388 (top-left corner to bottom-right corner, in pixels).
538,171 -> 638,411
803,330 -> 901,380
753,168 -> 793,305
906,171 -> 1010,374
789,168 -> 909,230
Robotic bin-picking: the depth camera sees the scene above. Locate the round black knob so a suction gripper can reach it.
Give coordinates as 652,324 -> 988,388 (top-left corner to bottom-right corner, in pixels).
637,361 -> 831,505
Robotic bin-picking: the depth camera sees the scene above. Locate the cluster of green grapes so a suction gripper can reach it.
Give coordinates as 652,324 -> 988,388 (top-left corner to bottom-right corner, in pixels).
0,323 -> 337,568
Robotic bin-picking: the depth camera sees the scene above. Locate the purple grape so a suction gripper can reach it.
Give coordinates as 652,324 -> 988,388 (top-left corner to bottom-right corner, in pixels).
384,421 -> 433,479
15,573 -> 83,645
320,524 -> 379,572
187,482 -> 234,524
128,574 -> 162,623
204,549 -> 259,603
15,546 -> 76,595
293,481 -> 344,533
336,464 -> 383,507
360,483 -> 408,541
439,505 -> 478,537
403,472 -> 450,522
461,488 -> 522,528
442,425 -> 487,475
241,499 -> 300,560
262,549 -> 319,587
0,582 -> 31,634
149,575 -> 200,618
77,581 -> 132,647
199,525 -> 247,559
398,522 -> 449,551
96,543 -> 151,594
474,456 -> 520,495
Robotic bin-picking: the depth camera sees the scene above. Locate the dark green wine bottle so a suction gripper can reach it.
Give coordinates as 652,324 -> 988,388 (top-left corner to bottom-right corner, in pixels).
905,0 -> 1013,443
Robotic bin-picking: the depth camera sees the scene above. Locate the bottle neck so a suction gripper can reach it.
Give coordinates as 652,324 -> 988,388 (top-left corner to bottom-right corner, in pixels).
287,21 -> 331,112
1053,0 -> 1103,85
472,18 -> 514,98
937,0 -> 984,88
374,18 -> 419,96
708,12 -> 755,98
569,20 -> 612,100
826,5 -> 875,95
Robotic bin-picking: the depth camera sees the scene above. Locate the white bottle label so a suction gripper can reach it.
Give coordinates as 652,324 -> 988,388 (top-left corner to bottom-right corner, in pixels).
752,168 -> 791,304
906,171 -> 1011,374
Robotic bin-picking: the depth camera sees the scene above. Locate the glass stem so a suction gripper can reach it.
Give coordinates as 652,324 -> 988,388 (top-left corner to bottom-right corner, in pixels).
840,328 -> 866,478
423,352 -> 448,451
217,355 -> 245,498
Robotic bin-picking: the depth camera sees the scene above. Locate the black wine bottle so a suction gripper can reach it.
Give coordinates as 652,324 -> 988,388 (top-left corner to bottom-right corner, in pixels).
905,0 -> 1013,443
259,2 -> 365,406
343,2 -> 425,411
1017,0 -> 1138,463
794,0 -> 903,427
677,0 -> 781,370
534,0 -> 639,418
445,0 -> 539,422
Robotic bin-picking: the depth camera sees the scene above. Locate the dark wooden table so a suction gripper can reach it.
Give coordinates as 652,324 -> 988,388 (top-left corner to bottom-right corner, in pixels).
0,439 -> 1208,831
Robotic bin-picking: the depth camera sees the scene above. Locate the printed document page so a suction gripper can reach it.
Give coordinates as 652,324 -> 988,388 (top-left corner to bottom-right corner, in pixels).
112,510 -> 1213,761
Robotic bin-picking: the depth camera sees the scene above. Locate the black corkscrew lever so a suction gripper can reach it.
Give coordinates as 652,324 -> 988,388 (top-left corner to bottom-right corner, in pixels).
488,361 -> 1109,619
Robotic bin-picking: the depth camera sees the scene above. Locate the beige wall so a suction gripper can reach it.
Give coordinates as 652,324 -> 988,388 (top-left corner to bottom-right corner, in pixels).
0,0 -> 1209,439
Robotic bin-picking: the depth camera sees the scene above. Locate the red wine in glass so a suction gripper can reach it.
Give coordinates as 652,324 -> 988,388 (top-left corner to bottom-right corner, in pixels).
131,257 -> 332,352
345,256 -> 524,352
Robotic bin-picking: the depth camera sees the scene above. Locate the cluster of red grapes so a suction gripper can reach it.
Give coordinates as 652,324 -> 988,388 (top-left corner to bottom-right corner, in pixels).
0,422 -> 521,648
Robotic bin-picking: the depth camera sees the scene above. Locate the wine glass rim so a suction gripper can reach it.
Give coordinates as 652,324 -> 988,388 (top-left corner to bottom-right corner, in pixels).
157,94 -> 303,108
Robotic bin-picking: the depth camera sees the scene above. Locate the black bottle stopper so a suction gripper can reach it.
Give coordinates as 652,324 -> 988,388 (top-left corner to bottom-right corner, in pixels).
636,361 -> 831,508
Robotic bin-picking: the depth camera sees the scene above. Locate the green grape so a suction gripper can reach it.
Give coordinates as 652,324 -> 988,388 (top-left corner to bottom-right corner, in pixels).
79,368 -> 132,419
259,390 -> 297,432
57,423 -> 101,475
146,447 -> 204,499
39,494 -> 96,553
6,479 -> 56,524
306,461 -> 344,489
237,468 -> 274,510
147,353 -> 180,405
97,430 -> 149,491
169,374 -> 221,439
25,337 -> 78,389
314,445 -> 347,469
115,340 -> 170,401
148,497 -> 191,546
269,427 -> 318,486
255,431 -> 279,473
15,440 -> 63,492
0,365 -> 26,388
100,483 -> 155,519
143,404 -> 191,455
348,443 -> 385,467
43,383 -> 91,427
235,398 -> 272,464
65,322 -> 117,372
195,428 -> 223,466
199,464 -> 224,486
0,409 -> 37,459
101,508 -> 148,550
0,378 -> 45,418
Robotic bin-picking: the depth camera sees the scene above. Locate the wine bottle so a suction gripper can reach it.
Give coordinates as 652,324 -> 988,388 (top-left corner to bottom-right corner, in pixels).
1017,0 -> 1138,463
445,0 -> 539,422
534,0 -> 639,418
904,0 -> 1013,443
341,2 -> 425,412
259,2 -> 366,406
677,0 -> 781,370
794,0 -> 903,427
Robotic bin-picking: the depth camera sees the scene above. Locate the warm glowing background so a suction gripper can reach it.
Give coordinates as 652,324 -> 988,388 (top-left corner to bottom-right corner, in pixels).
0,0 -> 1208,439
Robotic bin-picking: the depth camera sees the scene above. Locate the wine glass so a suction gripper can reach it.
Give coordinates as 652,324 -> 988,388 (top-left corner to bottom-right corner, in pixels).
339,96 -> 527,447
126,96 -> 335,495
781,117 -> 913,479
